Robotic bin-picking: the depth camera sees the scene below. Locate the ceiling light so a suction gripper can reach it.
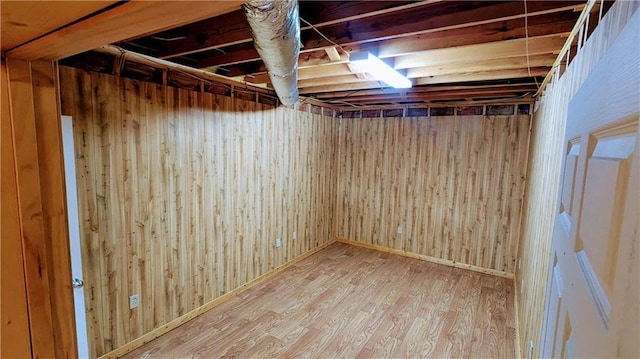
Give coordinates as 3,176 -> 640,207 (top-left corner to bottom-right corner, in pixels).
349,52 -> 412,89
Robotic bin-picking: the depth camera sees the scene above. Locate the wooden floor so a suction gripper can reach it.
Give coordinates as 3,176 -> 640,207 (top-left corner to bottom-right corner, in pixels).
123,242 -> 516,358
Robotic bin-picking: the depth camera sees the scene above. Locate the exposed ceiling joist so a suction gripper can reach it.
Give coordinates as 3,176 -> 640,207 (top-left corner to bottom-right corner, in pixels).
245,63 -> 360,85
251,54 -> 554,89
6,1 -> 245,61
405,54 -> 556,78
312,82 -> 540,100
375,10 -> 578,58
156,1 -> 435,59
393,35 -> 566,69
190,1 -> 582,69
299,81 -> 388,95
0,1 -> 119,52
342,92 -> 533,105
413,68 -> 549,85
298,73 -> 376,88
302,1 -> 582,49
330,86 -> 536,103
206,11 -> 577,78
48,0 -> 600,105
324,47 -> 342,61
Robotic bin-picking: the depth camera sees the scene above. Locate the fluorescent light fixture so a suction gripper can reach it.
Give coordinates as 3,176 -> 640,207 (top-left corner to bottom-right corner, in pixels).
349,52 -> 412,89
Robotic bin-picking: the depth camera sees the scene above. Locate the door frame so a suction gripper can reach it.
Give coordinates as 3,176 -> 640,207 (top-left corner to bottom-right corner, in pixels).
61,114 -> 90,358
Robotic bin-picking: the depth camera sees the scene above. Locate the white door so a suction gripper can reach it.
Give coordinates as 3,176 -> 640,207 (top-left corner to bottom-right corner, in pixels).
62,115 -> 90,358
541,11 -> 639,358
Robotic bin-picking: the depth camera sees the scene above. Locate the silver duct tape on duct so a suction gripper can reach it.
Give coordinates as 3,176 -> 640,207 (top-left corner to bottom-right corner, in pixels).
243,0 -> 300,106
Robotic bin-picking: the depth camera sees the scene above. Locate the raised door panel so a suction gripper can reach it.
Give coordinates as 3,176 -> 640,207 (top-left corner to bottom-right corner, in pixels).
568,117 -> 638,358
560,140 -> 580,218
576,128 -> 636,309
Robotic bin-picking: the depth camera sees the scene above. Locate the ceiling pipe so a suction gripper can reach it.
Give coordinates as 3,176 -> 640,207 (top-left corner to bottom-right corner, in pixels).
243,0 -> 300,106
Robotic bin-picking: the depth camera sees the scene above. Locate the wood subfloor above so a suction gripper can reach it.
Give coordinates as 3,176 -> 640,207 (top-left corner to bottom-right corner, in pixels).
123,242 -> 515,358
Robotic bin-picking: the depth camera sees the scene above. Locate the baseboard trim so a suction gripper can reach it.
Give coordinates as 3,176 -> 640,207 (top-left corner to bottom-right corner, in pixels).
99,239 -> 337,359
336,237 -> 515,279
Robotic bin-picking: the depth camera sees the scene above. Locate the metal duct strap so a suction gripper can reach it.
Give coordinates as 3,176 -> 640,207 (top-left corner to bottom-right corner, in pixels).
243,0 -> 300,106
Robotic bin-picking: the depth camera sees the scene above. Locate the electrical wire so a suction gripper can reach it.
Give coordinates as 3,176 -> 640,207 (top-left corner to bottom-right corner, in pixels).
299,17 -> 349,58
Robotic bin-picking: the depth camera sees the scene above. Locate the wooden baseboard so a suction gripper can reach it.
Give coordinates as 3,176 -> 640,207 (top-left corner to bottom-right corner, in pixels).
336,237 -> 515,279
99,239 -> 337,359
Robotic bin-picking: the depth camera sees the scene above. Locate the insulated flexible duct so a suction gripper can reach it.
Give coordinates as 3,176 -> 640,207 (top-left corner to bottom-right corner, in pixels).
243,0 -> 300,106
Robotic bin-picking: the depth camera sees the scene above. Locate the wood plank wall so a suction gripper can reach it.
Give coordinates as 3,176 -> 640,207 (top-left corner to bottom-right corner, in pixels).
516,2 -> 640,357
1,60 -> 33,359
1,59 -> 78,358
59,67 -> 338,357
335,114 -> 531,275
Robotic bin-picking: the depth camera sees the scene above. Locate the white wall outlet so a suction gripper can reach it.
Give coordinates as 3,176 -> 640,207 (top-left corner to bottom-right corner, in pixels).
129,294 -> 139,309
275,238 -> 282,248
397,226 -> 403,234
518,257 -> 522,270
292,231 -> 297,240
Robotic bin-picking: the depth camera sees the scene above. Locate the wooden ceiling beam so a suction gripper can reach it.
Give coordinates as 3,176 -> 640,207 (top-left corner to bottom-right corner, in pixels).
333,92 -> 536,104
394,35 -> 566,69
341,92 -> 528,105
302,1 -> 583,51
6,1 -> 245,61
312,82 -> 540,99
244,63 -> 354,85
221,12 -> 573,77
376,10 -> 578,58
243,73 -> 270,85
154,9 -> 250,58
251,63 -> 555,89
157,1 -> 433,59
324,47 -> 342,62
298,73 -> 376,88
202,45 -> 351,74
299,81 -> 388,95
328,86 -> 537,103
299,62 -> 545,90
413,68 -> 549,85
195,1 -> 581,69
298,1 -> 440,29
406,54 -> 556,78
335,97 -> 534,108
299,63 -> 353,80
199,43 -> 261,69
277,37 -> 557,91
1,1 -> 120,51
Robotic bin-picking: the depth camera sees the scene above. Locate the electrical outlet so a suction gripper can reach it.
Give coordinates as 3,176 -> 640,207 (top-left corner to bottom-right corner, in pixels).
129,294 -> 139,309
528,340 -> 534,359
518,257 -> 522,270
292,231 -> 297,240
275,238 -> 282,248
397,226 -> 403,234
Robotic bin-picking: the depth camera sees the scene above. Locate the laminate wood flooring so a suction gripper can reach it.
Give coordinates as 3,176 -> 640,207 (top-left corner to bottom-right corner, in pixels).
122,242 -> 516,358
